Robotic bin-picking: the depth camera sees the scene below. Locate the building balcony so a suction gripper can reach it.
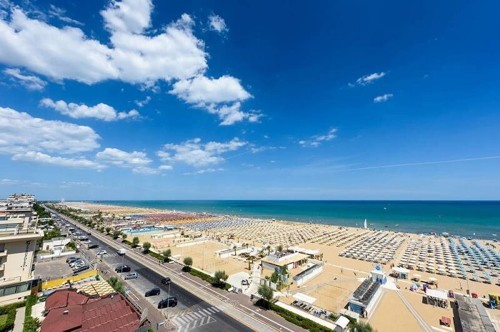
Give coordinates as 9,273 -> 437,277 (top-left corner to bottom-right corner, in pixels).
0,229 -> 43,242
0,250 -> 7,257
0,264 -> 4,271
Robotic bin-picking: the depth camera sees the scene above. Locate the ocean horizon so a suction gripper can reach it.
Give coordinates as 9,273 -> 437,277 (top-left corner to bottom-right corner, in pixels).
86,200 -> 500,240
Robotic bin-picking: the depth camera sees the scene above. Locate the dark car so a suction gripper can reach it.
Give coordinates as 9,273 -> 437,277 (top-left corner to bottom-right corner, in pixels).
161,277 -> 171,285
158,297 -> 178,308
66,256 -> 78,263
115,265 -> 131,273
145,287 -> 161,297
88,243 -> 99,249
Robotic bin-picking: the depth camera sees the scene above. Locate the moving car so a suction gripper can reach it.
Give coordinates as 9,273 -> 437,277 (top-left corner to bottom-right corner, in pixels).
96,250 -> 107,256
124,272 -> 138,280
117,248 -> 126,256
87,243 -> 99,249
161,277 -> 171,285
145,287 -> 161,297
115,265 -> 131,273
158,297 -> 178,308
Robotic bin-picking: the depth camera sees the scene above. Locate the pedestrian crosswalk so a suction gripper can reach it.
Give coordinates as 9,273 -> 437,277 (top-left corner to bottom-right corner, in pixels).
170,305 -> 224,331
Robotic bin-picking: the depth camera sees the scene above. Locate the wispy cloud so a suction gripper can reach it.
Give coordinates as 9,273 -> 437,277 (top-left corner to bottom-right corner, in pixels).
3,68 -> 47,90
208,14 -> 228,33
342,156 -> 500,172
48,4 -> 83,26
373,93 -> 393,103
299,128 -> 337,148
40,98 -> 139,121
350,72 -> 386,87
184,168 -> 224,175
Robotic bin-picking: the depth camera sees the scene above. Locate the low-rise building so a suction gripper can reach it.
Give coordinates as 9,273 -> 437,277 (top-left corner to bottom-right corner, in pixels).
261,251 -> 309,272
41,289 -> 147,332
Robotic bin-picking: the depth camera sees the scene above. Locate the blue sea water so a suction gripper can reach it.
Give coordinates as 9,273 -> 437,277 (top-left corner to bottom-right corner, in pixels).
93,200 -> 500,240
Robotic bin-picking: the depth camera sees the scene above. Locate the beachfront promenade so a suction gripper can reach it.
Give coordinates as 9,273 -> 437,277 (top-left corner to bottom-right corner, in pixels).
57,201 -> 500,332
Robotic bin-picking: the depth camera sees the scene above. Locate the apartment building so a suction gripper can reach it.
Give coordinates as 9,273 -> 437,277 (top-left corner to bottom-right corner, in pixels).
0,194 -> 43,305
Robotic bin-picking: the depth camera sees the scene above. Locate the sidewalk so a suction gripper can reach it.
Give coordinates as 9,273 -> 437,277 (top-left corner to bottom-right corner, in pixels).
13,307 -> 25,332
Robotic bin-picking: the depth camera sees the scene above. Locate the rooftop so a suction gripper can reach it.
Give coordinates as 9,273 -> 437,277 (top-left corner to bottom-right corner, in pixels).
41,289 -> 143,332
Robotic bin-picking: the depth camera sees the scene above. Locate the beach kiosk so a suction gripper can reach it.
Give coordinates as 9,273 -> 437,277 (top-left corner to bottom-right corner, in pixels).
371,265 -> 386,284
334,316 -> 350,332
391,267 -> 410,279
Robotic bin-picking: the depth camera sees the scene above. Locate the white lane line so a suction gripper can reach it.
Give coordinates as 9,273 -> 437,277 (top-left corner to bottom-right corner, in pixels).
201,308 -> 211,315
192,312 -> 202,319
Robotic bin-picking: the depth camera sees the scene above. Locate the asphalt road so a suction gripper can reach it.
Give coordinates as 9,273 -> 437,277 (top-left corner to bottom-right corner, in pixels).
54,213 -> 255,332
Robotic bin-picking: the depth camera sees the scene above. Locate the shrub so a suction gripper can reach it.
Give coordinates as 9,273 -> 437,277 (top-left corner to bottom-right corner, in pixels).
182,257 -> 193,271
0,301 -> 26,332
132,237 -> 140,248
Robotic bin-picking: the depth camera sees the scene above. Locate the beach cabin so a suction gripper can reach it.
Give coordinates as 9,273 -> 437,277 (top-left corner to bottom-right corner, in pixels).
288,246 -> 323,260
261,251 -> 309,272
426,289 -> 448,308
334,316 -> 350,332
391,267 -> 410,279
293,263 -> 324,286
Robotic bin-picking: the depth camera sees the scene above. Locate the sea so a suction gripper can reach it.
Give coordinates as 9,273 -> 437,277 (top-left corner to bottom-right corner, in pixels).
92,200 -> 500,240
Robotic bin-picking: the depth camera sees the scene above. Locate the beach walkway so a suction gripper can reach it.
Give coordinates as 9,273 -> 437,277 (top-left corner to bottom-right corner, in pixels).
396,290 -> 433,332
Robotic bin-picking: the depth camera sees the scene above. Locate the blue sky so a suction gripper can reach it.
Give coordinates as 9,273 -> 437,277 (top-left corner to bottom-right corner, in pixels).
1,0 -> 499,200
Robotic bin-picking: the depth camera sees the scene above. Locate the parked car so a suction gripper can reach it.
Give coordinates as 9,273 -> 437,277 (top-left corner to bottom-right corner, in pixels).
69,259 -> 83,268
158,297 -> 178,308
145,287 -> 161,297
73,265 -> 89,274
66,256 -> 78,263
115,265 -> 131,273
241,279 -> 250,286
161,277 -> 171,285
124,272 -> 138,280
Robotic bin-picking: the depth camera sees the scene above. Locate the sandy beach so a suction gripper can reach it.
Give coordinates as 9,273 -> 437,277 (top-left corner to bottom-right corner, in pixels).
61,201 -> 500,332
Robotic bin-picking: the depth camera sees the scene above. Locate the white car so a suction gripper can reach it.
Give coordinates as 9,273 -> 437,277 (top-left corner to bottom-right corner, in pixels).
97,250 -> 107,256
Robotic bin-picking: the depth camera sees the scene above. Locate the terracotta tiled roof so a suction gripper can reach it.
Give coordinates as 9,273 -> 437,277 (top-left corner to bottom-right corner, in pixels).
41,289 -> 142,332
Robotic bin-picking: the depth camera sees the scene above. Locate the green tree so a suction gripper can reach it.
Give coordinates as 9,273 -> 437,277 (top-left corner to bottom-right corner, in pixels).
352,321 -> 376,332
142,242 -> 151,253
132,236 -> 140,248
108,277 -> 124,294
105,227 -> 111,234
213,270 -> 228,287
183,256 -> 193,271
162,249 -> 172,262
276,244 -> 283,253
112,230 -> 121,239
257,284 -> 274,308
122,233 -> 128,241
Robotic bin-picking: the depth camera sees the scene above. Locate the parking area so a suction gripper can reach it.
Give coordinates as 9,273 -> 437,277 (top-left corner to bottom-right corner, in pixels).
35,256 -> 79,280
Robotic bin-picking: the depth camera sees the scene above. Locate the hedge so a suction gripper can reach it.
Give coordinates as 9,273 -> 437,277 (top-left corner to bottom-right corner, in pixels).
0,301 -> 26,332
255,299 -> 333,332
23,295 -> 39,332
188,269 -> 231,290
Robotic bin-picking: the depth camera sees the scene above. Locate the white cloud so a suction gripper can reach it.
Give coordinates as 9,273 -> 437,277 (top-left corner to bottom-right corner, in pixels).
170,75 -> 257,125
157,137 -> 246,167
158,165 -> 173,171
40,98 -> 139,121
0,106 -> 100,155
132,166 -> 159,175
12,151 -> 104,169
0,3 -> 206,84
3,68 -> 46,90
184,167 -> 223,175
171,75 -> 251,104
350,72 -> 386,86
101,0 -> 153,34
135,96 -> 151,107
48,4 -> 83,26
373,93 -> 393,103
96,148 -> 151,169
0,1 -> 257,125
299,128 -> 337,148
208,14 -> 228,33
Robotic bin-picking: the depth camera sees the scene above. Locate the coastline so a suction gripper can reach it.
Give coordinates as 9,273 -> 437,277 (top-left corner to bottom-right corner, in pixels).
84,200 -> 500,240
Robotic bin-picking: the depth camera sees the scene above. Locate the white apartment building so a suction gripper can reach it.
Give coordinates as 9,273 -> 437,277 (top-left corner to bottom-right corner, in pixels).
0,194 -> 43,305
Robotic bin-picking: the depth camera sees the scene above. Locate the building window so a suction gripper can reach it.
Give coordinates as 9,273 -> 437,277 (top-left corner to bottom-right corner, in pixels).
0,282 -> 30,298
3,286 -> 16,296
